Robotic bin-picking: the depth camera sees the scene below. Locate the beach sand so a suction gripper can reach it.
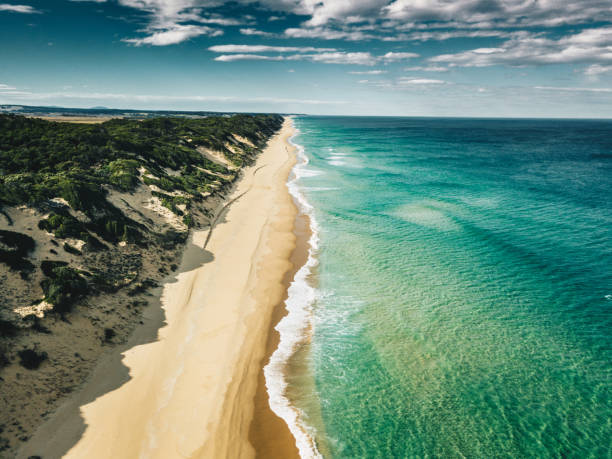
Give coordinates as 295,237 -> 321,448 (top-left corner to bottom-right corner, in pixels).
19,119 -> 300,459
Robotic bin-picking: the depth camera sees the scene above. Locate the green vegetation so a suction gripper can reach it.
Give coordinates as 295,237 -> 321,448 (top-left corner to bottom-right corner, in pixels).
38,211 -> 85,239
0,113 -> 281,208
0,113 -> 282,318
63,242 -> 81,255
40,262 -> 88,314
0,113 -> 282,243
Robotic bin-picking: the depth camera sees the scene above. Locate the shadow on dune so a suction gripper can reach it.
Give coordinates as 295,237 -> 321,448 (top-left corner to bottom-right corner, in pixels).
18,237 -> 215,459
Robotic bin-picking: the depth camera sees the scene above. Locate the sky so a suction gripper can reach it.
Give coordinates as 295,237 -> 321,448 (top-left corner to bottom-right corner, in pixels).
1,0 -> 612,117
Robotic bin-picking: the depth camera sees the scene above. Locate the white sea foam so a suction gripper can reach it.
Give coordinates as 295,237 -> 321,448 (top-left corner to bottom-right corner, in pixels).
327,152 -> 349,167
303,186 -> 339,192
299,168 -> 324,178
264,127 -> 323,459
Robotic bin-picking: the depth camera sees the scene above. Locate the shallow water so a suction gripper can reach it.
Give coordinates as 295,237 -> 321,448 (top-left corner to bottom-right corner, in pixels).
284,117 -> 612,458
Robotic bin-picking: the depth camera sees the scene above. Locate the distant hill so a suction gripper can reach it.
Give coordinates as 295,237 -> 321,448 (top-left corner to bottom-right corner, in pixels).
0,103 -> 289,120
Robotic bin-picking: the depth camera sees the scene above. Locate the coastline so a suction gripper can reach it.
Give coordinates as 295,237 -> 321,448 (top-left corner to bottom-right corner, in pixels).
19,118 -> 300,458
249,206 -> 309,459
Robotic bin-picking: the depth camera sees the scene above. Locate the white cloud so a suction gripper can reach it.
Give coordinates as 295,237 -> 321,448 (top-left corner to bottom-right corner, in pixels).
123,24 -> 222,46
383,0 -> 612,27
118,0 -> 231,45
210,48 -> 387,66
398,77 -> 446,85
0,3 -> 38,13
284,26 -> 377,41
212,51 -> 380,66
0,91 -> 32,95
208,44 -> 335,53
111,0 -> 612,49
535,85 -> 612,93
349,70 -> 387,75
310,52 -> 378,65
272,0 -> 612,46
381,51 -> 419,62
214,54 -> 284,62
584,64 -> 612,76
430,27 -> 612,67
405,65 -> 449,72
209,44 -> 420,66
0,84 -> 17,90
198,16 -> 243,26
356,75 -> 448,90
384,29 -> 518,42
240,28 -> 275,37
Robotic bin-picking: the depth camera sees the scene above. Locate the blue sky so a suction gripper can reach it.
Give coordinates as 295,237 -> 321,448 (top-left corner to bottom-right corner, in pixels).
1,0 -> 612,117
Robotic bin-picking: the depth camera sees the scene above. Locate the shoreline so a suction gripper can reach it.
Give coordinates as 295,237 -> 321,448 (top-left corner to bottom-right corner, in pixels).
249,203 -> 309,459
19,119 -> 301,458
263,132 -> 324,458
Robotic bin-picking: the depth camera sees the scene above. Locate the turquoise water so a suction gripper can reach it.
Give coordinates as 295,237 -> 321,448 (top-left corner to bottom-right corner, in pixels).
286,117 -> 612,458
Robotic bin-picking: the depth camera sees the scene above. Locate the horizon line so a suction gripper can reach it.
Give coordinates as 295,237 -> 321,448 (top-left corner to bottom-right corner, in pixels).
2,103 -> 612,121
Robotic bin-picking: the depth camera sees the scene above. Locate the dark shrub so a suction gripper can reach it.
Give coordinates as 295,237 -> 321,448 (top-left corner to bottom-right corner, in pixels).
0,319 -> 18,338
38,212 -> 85,239
17,349 -> 48,370
63,242 -> 81,255
40,264 -> 88,314
104,328 -> 116,342
40,260 -> 68,277
0,229 -> 35,272
83,233 -> 107,252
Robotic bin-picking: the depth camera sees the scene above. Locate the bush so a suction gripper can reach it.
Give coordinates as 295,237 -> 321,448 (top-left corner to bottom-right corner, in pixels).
40,264 -> 88,314
38,212 -> 86,239
0,229 -> 35,272
104,328 -> 116,342
106,159 -> 140,191
182,213 -> 194,228
17,349 -> 48,370
63,242 -> 81,255
40,260 -> 68,277
88,215 -> 142,244
83,233 -> 107,251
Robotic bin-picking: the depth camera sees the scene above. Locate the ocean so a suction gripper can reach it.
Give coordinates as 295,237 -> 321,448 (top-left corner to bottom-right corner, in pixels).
266,116 -> 612,458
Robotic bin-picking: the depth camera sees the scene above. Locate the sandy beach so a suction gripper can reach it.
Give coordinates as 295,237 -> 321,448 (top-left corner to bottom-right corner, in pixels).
19,118 -> 300,459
